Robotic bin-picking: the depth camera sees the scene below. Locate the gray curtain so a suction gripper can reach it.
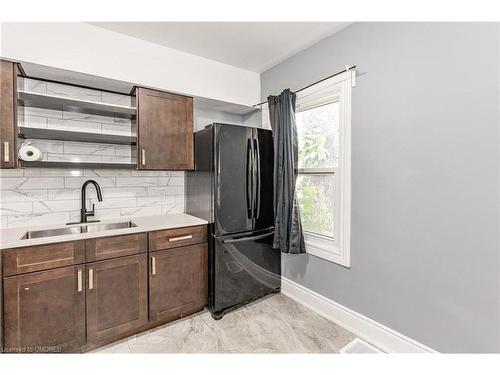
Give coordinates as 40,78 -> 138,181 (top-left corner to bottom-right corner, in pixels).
268,89 -> 305,254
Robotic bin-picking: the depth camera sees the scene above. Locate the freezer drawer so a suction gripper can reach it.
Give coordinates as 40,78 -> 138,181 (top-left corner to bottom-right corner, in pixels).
210,229 -> 281,318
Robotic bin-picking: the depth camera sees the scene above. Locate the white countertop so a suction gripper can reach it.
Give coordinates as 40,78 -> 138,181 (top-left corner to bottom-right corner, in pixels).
0,214 -> 208,250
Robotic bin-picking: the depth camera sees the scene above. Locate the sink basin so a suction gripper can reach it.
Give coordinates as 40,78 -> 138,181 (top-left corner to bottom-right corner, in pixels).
21,221 -> 137,240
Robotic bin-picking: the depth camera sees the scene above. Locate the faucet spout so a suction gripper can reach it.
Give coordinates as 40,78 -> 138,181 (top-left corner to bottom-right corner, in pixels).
80,180 -> 103,223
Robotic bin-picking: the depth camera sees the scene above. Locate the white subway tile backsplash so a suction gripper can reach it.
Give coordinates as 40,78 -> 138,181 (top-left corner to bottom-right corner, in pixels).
1,168 -> 186,228
47,153 -> 103,163
24,168 -> 84,177
27,140 -> 64,154
22,78 -> 47,93
158,176 -> 185,186
115,177 -> 158,187
102,92 -> 133,107
63,111 -> 116,125
63,142 -> 116,156
120,206 -> 162,217
48,188 -> 81,201
0,177 -> 64,190
101,187 -> 149,198
24,107 -> 63,119
115,145 -> 133,157
0,169 -> 25,177
136,196 -> 173,207
46,82 -> 102,102
23,115 -> 48,128
0,189 -> 48,203
84,169 -> 132,177
0,202 -> 33,216
8,212 -> 71,227
90,197 -> 137,210
64,176 -> 116,189
33,200 -> 81,213
47,118 -> 102,133
102,123 -> 135,135
161,204 -> 185,215
114,117 -> 133,125
130,170 -> 178,177
101,155 -> 136,164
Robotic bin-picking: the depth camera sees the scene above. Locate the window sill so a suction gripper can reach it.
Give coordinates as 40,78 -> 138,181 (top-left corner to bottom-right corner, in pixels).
304,232 -> 350,268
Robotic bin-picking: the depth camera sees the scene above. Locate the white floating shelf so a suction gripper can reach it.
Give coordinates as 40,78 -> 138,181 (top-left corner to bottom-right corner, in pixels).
18,90 -> 136,119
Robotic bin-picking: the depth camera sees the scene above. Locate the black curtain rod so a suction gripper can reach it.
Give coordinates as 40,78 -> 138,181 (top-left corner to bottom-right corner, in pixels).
253,65 -> 356,108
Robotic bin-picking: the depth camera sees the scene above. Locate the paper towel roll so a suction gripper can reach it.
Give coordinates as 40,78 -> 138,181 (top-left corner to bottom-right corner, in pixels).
19,144 -> 42,161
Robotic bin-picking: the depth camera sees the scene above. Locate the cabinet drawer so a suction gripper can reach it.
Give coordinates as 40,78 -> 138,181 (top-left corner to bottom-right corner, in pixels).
2,241 -> 85,276
149,225 -> 207,252
86,233 -> 147,262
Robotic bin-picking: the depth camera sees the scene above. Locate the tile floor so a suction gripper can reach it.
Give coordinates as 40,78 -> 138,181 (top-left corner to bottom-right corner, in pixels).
92,294 -> 357,353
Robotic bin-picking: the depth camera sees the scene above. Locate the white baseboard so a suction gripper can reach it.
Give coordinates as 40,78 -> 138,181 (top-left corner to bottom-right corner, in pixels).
281,277 -> 437,353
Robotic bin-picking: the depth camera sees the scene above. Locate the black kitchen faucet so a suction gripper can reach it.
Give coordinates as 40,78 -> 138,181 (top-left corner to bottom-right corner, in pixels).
67,179 -> 103,224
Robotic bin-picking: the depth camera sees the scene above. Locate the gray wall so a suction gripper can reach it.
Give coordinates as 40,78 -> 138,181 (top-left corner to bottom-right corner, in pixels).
261,23 -> 500,353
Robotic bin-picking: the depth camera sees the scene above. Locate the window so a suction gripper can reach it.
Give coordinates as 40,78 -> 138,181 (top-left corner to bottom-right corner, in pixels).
295,71 -> 353,267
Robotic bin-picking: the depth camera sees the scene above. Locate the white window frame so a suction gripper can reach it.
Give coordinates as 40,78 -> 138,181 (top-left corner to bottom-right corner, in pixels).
295,71 -> 352,267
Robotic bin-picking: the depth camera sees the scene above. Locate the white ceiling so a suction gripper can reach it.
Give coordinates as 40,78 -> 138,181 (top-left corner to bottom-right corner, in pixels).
88,22 -> 350,73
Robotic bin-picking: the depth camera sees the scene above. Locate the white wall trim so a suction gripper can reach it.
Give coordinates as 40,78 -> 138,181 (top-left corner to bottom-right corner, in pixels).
281,277 -> 437,353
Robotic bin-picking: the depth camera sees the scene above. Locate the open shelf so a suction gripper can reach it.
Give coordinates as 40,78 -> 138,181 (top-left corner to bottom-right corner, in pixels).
18,127 -> 137,145
18,90 -> 136,119
19,161 -> 137,169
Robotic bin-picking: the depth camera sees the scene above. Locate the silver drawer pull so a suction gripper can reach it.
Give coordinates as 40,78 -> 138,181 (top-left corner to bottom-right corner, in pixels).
168,235 -> 193,242
141,149 -> 146,165
151,256 -> 156,276
88,268 -> 94,290
3,142 -> 9,163
77,270 -> 83,292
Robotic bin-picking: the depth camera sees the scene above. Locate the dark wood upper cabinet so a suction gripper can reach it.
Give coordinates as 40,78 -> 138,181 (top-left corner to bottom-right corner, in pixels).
0,60 -> 18,169
149,243 -> 207,323
3,265 -> 86,353
136,87 -> 194,170
86,254 -> 148,347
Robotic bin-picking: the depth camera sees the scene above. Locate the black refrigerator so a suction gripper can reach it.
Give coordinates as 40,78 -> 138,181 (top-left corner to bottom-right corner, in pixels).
186,123 -> 281,319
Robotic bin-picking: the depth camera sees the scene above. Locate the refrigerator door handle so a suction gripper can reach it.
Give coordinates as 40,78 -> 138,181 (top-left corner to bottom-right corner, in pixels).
246,138 -> 253,220
221,231 -> 274,244
254,138 -> 261,219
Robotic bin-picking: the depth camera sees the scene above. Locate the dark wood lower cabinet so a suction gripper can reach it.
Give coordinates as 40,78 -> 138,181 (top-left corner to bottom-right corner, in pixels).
149,244 -> 207,323
3,266 -> 86,353
1,226 -> 209,353
86,254 -> 148,347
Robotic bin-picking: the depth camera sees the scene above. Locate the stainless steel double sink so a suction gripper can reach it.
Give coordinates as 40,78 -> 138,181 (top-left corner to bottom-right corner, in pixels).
21,221 -> 137,240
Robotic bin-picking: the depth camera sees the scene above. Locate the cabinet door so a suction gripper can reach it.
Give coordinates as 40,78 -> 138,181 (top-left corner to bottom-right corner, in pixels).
3,266 -> 86,353
0,60 -> 18,169
136,87 -> 193,170
86,254 -> 148,346
149,243 -> 207,323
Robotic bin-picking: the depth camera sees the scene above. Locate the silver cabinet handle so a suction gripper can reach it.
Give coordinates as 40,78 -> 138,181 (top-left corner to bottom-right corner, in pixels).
3,142 -> 9,163
77,269 -> 82,292
151,256 -> 156,276
141,149 -> 146,165
168,235 -> 193,242
88,268 -> 94,290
